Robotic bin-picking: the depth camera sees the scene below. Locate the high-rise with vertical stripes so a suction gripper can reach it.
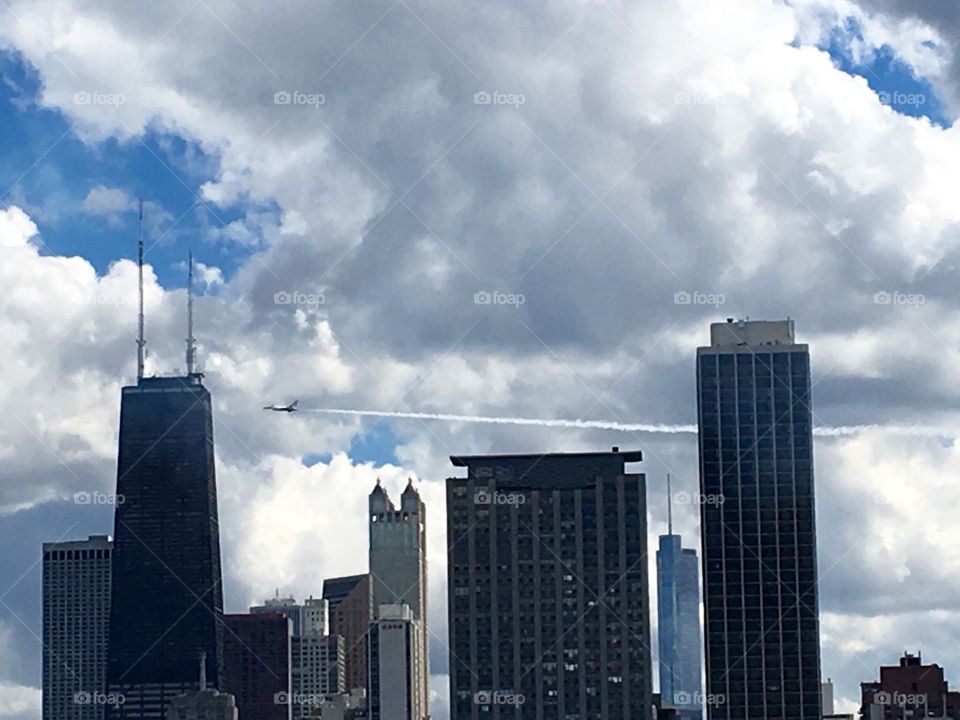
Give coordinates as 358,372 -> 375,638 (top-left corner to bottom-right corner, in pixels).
42,535 -> 113,720
446,449 -> 653,720
697,319 -> 821,720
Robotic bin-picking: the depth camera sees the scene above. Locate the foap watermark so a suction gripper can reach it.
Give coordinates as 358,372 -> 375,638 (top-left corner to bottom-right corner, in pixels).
73,91 -> 126,107
74,691 -> 125,707
873,290 -> 925,307
878,90 -> 926,110
474,91 -> 525,107
674,90 -> 724,106
675,691 -> 725,707
474,489 -> 526,506
674,490 -> 724,507
273,90 -> 326,108
74,491 -> 124,506
274,290 -> 325,307
474,690 -> 526,706
875,691 -> 927,706
274,691 -> 323,707
474,290 -> 525,307
674,290 -> 725,307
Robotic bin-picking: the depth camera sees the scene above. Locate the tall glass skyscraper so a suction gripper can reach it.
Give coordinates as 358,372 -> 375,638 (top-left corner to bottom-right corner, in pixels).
105,374 -> 224,719
657,481 -> 702,720
697,319 -> 821,720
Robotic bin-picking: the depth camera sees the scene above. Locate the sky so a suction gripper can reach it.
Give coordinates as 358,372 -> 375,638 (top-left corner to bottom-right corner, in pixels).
1,0 -> 960,717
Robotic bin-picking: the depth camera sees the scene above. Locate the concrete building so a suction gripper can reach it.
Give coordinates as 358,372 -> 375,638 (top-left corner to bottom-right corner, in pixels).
291,634 -> 344,718
42,535 -> 113,720
166,657 -> 237,720
106,374 -> 225,719
223,613 -> 292,720
369,480 -> 427,712
252,592 -> 306,637
446,449 -> 653,720
698,319 -> 822,720
323,575 -> 372,694
657,480 -> 703,720
368,605 -> 425,720
860,652 -> 960,719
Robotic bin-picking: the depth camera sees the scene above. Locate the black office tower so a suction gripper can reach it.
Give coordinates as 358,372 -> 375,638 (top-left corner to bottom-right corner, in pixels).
697,319 -> 821,720
105,375 -> 224,719
446,450 -> 653,720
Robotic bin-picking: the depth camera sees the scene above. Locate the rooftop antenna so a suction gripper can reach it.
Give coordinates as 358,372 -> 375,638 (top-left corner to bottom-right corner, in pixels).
186,251 -> 197,375
136,199 -> 146,380
667,473 -> 673,535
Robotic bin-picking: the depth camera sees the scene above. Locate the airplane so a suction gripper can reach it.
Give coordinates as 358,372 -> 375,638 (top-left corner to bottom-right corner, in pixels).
263,400 -> 299,413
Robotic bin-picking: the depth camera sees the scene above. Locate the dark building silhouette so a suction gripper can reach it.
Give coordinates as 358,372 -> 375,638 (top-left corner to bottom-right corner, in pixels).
697,319 -> 821,720
223,613 -> 292,720
323,574 -> 372,693
105,375 -> 224,719
860,652 -> 960,719
446,449 -> 653,720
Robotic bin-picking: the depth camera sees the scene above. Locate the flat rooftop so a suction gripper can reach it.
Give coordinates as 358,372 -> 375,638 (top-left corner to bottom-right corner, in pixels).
451,448 -> 642,466
706,318 -> 798,348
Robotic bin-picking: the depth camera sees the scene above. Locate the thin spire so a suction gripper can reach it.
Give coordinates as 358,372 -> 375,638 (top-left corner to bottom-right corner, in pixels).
136,199 -> 146,380
667,473 -> 673,535
186,251 -> 197,375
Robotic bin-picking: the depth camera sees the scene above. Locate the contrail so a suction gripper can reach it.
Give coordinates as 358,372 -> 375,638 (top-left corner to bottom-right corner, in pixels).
304,408 -> 696,434
302,408 -> 953,438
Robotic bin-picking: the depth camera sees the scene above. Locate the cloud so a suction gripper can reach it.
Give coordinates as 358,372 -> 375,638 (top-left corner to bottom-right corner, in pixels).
0,0 -> 959,715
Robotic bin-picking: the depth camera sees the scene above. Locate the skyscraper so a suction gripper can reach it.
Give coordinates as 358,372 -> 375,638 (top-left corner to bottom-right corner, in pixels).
42,535 -> 113,720
323,574 -> 372,694
656,478 -> 702,719
223,613 -> 292,720
369,480 -> 427,713
446,449 -> 653,720
697,319 -> 821,720
368,604 -> 426,720
105,374 -> 225,719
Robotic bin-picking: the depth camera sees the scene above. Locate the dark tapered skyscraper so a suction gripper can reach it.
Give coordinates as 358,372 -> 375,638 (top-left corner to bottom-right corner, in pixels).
105,374 -> 224,719
657,480 -> 702,720
697,319 -> 821,720
446,449 -> 653,720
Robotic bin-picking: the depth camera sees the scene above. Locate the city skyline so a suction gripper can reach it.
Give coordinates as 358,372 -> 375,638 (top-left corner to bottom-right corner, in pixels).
3,0 -> 960,717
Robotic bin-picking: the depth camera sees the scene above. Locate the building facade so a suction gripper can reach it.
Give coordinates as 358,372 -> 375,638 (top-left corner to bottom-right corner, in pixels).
323,574 -> 372,694
369,480 -> 428,712
223,613 -> 292,720
42,535 -> 113,720
252,592 -> 305,637
446,449 -> 653,720
697,319 -> 821,720
657,494 -> 702,720
291,634 -> 345,718
106,375 -> 225,719
368,605 -> 425,720
860,652 -> 960,719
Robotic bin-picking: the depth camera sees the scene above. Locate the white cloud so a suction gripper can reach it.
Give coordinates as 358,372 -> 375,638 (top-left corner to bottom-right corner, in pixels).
1,0 -> 960,715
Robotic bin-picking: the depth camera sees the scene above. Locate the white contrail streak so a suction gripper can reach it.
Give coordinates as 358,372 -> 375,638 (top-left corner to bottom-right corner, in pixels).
304,408 -> 696,434
302,408 -> 953,438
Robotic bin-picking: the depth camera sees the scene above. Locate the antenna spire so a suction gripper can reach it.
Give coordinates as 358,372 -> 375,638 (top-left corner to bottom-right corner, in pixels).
136,199 -> 146,380
186,251 -> 197,375
667,473 -> 673,535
